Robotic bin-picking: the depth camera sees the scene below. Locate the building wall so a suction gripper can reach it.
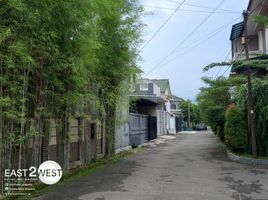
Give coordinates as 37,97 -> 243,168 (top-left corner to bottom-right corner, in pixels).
169,115 -> 176,134
25,117 -> 105,170
137,105 -> 157,116
133,82 -> 157,96
165,101 -> 171,112
258,30 -> 264,52
115,90 -> 131,153
248,35 -> 259,51
265,28 -> 268,53
157,110 -> 166,135
115,108 -> 130,152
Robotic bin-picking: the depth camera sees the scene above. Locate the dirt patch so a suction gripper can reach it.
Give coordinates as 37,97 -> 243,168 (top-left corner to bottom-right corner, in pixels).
218,176 -> 266,198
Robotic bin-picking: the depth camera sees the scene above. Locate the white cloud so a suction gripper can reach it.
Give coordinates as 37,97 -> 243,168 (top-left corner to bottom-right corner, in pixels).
141,0 -> 176,15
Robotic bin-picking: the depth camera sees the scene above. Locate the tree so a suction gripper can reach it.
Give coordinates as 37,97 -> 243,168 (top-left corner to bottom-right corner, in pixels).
197,77 -> 234,141
180,99 -> 200,129
94,0 -> 142,155
0,0 -> 143,191
235,78 -> 268,156
224,107 -> 248,153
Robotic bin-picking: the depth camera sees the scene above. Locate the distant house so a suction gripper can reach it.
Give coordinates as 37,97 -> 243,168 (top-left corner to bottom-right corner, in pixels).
130,79 -> 165,116
170,95 -> 183,132
170,95 -> 182,117
153,79 -> 176,135
117,76 -> 180,148
230,0 -> 268,76
115,67 -> 142,153
129,79 -> 164,146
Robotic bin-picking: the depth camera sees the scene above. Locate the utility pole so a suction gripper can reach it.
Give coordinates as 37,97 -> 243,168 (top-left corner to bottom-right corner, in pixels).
243,10 -> 258,157
188,99 -> 191,129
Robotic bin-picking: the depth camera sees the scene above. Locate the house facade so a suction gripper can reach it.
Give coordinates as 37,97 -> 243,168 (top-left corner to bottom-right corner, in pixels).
170,95 -> 183,132
154,79 -> 177,135
115,76 -> 182,150
230,0 -> 268,76
129,79 -> 164,146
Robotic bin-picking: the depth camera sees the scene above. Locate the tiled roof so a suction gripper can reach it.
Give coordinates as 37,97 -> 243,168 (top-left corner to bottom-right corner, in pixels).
154,79 -> 169,93
230,21 -> 244,40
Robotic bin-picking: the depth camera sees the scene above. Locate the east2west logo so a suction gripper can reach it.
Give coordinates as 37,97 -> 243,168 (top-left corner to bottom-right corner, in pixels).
5,160 -> 62,185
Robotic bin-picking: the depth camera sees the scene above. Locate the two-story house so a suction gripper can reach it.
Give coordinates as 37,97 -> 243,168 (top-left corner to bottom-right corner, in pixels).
128,79 -> 166,146
170,95 -> 182,116
230,0 -> 268,76
130,79 -> 165,116
170,95 -> 183,132
153,79 -> 177,135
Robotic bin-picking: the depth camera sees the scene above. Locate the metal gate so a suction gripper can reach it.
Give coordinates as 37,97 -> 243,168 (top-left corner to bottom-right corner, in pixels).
129,113 -> 148,147
175,117 -> 182,132
148,116 -> 157,140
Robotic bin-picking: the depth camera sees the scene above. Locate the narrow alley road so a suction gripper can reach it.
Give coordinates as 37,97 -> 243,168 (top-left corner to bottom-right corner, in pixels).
37,131 -> 268,200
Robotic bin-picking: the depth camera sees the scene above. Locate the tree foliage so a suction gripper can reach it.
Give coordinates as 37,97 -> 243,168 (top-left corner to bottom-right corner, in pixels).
236,78 -> 268,156
0,0 -> 143,179
197,77 -> 232,140
179,99 -> 200,129
224,107 -> 248,153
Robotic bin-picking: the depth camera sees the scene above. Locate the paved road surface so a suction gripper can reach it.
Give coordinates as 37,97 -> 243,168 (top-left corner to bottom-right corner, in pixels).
37,131 -> 268,200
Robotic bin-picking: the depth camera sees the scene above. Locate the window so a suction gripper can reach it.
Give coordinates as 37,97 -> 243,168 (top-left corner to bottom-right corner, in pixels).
171,104 -> 177,110
140,83 -> 148,91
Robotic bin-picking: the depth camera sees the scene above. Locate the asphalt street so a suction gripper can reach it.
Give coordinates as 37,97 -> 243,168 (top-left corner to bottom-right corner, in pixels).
37,131 -> 268,200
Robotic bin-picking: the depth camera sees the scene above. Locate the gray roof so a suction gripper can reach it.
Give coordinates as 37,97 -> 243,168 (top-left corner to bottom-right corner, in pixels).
153,79 -> 170,93
230,21 -> 244,40
171,95 -> 182,102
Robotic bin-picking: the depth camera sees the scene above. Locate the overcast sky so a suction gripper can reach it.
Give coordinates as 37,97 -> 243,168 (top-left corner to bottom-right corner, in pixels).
138,0 -> 249,101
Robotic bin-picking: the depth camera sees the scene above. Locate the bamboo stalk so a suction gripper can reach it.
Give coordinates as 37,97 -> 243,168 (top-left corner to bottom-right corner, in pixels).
0,59 -> 3,195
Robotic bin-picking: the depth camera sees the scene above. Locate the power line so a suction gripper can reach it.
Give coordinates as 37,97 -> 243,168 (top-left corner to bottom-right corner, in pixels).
248,0 -> 263,14
210,2 -> 263,79
214,46 -> 232,79
217,1 -> 262,78
165,0 -> 240,13
145,17 -> 241,75
144,16 -> 241,69
145,23 -> 229,75
143,6 -> 240,14
221,47 -> 245,76
147,0 -> 226,74
139,0 -> 186,51
219,1 -> 264,77
215,49 -> 231,77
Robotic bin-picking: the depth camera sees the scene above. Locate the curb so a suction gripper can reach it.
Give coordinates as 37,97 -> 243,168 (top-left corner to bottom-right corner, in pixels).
227,151 -> 268,166
115,146 -> 132,154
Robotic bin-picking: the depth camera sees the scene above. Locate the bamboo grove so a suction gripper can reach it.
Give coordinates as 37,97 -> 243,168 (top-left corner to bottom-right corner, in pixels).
0,0 -> 143,187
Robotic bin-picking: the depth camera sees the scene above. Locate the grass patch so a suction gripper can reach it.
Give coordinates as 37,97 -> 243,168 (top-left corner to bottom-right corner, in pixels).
1,148 -> 144,200
231,152 -> 268,160
216,137 -> 268,160
216,138 -> 227,152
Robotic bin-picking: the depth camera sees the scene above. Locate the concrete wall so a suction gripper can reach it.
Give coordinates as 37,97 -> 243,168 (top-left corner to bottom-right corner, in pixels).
157,110 -> 165,136
26,117 -> 105,170
248,35 -> 259,51
137,105 -> 157,116
115,94 -> 131,153
168,115 -> 176,135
